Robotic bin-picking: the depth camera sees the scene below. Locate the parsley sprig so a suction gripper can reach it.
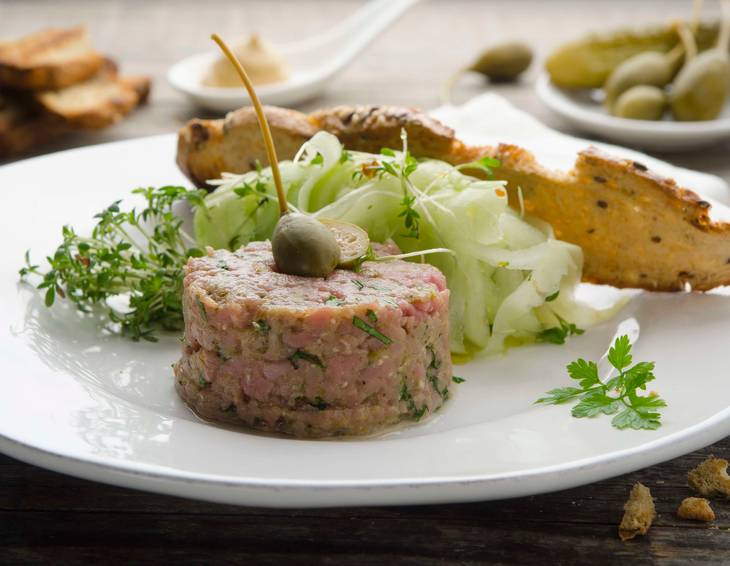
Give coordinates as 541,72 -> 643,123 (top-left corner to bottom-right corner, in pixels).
19,186 -> 207,341
536,335 -> 667,430
537,313 -> 584,344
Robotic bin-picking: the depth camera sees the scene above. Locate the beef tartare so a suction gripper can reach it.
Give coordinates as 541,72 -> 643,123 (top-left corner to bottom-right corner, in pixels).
173,241 -> 452,437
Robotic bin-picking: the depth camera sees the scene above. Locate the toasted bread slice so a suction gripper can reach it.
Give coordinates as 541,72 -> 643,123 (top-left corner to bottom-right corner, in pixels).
0,93 -> 69,158
176,106 -> 317,187
35,61 -> 151,129
176,105 -> 730,292
0,27 -> 104,91
121,74 -> 152,104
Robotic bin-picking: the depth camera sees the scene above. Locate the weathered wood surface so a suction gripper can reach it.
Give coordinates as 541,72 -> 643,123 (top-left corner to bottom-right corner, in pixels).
1,0 -> 729,563
2,439 -> 730,565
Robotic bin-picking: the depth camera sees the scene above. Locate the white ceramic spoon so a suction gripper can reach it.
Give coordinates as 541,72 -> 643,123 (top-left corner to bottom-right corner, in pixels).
168,0 -> 419,112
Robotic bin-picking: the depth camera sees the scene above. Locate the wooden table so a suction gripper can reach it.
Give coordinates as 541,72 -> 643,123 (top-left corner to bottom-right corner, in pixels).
2,0 -> 729,563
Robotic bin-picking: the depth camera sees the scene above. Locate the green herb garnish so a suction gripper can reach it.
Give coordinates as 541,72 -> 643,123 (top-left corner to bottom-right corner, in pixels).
397,194 -> 421,239
375,133 -> 421,238
536,335 -> 666,430
233,179 -> 270,201
325,295 -> 344,306
426,345 -> 442,372
351,245 -> 376,272
400,380 -> 427,421
310,396 -> 329,410
19,186 -> 208,341
195,296 -> 208,322
366,309 -> 378,323
288,349 -> 326,369
425,346 -> 448,400
353,316 -> 393,345
352,279 -> 365,290
252,319 -> 270,333
455,156 -> 501,177
428,374 -> 449,401
452,376 -> 466,384
216,344 -> 231,361
545,290 -> 560,302
537,314 -> 584,344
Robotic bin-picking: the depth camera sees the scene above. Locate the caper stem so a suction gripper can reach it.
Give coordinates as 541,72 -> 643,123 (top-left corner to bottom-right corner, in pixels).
665,40 -> 685,71
211,34 -> 288,217
676,21 -> 698,60
718,0 -> 730,51
440,68 -> 466,105
690,0 -> 704,34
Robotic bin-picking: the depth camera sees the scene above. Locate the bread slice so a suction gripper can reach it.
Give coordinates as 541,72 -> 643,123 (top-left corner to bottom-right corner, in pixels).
120,74 -> 152,105
35,61 -> 151,129
0,93 -> 69,158
0,27 -> 104,90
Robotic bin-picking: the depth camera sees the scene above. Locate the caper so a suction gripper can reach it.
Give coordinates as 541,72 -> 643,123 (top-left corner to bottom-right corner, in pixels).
612,85 -> 667,120
670,51 -> 730,120
271,213 -> 340,277
318,219 -> 370,268
469,41 -> 533,82
603,48 -> 682,108
670,7 -> 730,121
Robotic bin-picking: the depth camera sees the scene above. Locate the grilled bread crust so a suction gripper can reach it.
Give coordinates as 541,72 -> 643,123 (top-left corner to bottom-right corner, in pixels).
176,105 -> 730,292
0,27 -> 104,91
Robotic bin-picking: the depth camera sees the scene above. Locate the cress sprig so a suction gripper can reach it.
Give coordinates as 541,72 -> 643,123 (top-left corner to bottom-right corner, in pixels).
536,334 -> 667,430
20,185 -> 207,341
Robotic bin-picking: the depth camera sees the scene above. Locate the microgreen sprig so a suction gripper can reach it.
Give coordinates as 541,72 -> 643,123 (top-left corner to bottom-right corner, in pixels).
537,313 -> 584,344
19,185 -> 207,341
536,335 -> 667,430
455,155 -> 502,177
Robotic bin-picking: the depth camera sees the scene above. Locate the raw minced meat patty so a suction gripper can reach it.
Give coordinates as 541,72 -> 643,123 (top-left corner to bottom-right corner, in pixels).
173,240 -> 452,437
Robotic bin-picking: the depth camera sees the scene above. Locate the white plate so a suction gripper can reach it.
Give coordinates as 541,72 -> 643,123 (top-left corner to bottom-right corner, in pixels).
536,73 -> 730,151
1,135 -> 729,508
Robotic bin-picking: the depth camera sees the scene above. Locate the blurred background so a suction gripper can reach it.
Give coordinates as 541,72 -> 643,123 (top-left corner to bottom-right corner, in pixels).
1,0 -> 728,172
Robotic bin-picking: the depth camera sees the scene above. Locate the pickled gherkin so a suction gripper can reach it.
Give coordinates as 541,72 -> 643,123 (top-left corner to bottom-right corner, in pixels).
546,23 -> 720,89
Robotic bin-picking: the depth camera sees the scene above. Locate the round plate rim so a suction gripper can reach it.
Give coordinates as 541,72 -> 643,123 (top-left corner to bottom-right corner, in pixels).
1,134 -> 729,507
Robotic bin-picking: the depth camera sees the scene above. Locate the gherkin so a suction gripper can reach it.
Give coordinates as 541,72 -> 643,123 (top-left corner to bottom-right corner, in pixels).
546,22 -> 720,89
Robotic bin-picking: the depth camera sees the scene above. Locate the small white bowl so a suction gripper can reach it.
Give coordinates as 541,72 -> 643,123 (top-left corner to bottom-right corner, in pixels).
536,72 -> 730,151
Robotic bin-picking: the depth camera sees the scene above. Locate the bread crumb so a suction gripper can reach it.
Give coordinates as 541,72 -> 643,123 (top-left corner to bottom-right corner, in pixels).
677,497 -> 715,522
619,482 -> 656,541
687,456 -> 730,497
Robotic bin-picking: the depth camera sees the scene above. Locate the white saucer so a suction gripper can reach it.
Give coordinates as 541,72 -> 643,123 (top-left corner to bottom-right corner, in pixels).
536,73 -> 730,151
